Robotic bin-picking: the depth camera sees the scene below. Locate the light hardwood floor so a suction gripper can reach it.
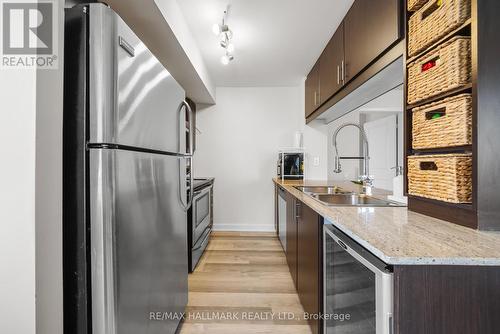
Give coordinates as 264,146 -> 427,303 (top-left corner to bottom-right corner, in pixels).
179,232 -> 312,334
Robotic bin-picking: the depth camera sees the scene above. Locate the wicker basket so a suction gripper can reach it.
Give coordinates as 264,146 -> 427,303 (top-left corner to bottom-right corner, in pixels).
407,154 -> 472,203
408,0 -> 471,57
408,0 -> 429,12
407,36 -> 471,105
412,94 -> 472,149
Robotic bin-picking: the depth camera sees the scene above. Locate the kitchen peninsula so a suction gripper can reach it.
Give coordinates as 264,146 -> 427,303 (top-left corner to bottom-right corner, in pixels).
275,178 -> 500,334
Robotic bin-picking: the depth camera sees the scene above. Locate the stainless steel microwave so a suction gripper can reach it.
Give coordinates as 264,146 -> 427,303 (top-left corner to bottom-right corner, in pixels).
277,151 -> 304,180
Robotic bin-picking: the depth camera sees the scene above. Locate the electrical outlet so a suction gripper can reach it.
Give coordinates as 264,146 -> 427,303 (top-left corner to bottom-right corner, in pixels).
313,156 -> 320,166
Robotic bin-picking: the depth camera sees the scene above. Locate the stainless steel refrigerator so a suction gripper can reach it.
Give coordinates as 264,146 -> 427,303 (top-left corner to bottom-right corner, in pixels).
63,4 -> 193,334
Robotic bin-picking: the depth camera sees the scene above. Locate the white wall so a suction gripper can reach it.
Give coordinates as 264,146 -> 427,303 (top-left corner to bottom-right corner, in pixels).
297,80 -> 329,180
194,86 -> 302,231
0,69 -> 37,334
34,3 -> 64,333
302,120 -> 329,180
194,83 -> 331,232
0,3 -> 64,334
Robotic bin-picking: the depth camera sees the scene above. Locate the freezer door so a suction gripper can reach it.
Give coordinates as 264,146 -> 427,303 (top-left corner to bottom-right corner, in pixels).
89,148 -> 188,334
88,4 -> 188,154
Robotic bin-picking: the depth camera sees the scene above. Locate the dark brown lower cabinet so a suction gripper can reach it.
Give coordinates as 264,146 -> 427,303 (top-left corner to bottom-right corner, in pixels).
285,192 -> 298,287
394,265 -> 500,334
296,201 -> 323,334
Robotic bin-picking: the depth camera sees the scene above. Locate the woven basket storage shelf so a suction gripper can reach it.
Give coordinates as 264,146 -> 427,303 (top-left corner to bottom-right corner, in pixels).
407,36 -> 471,105
408,0 -> 428,12
408,154 -> 472,203
412,94 -> 472,149
408,0 -> 471,57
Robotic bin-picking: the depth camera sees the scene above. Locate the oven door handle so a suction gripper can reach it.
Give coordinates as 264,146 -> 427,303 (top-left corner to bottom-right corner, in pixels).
194,184 -> 212,199
178,156 -> 193,211
192,227 -> 211,251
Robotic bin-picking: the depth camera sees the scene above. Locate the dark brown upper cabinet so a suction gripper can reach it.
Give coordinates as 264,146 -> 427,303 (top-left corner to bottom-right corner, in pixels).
305,59 -> 321,118
305,0 -> 402,119
320,23 -> 345,100
343,0 -> 401,82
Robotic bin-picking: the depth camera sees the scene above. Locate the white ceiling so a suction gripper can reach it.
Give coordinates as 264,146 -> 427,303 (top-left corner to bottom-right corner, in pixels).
176,0 -> 354,87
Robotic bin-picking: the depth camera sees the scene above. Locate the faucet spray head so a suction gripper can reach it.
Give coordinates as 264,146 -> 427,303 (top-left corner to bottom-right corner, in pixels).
333,156 -> 342,173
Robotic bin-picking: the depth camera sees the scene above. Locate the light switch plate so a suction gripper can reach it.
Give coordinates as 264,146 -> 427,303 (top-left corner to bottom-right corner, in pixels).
313,156 -> 320,166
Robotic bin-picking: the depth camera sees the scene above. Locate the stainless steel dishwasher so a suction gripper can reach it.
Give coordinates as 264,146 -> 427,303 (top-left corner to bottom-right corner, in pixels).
277,186 -> 287,250
323,223 -> 393,334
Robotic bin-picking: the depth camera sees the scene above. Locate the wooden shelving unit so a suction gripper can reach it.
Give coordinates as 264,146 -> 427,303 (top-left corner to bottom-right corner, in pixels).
404,1 -> 477,228
406,19 -> 472,64
411,145 -> 472,155
406,84 -> 472,110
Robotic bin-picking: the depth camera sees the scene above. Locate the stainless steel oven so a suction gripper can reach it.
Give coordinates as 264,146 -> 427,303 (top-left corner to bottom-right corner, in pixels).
323,224 -> 393,334
188,178 -> 214,272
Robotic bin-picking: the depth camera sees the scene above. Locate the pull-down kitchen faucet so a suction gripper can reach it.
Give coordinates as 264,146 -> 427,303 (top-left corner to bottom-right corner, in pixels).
332,123 -> 373,194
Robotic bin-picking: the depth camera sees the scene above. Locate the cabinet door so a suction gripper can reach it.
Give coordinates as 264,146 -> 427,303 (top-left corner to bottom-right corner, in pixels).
286,193 -> 298,287
344,0 -> 400,82
320,22 -> 345,101
297,201 -> 321,334
305,60 -> 321,118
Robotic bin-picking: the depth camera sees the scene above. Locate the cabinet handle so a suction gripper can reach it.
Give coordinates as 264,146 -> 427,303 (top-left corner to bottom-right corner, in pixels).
337,65 -> 340,85
295,202 -> 301,220
341,60 -> 345,84
313,91 -> 317,106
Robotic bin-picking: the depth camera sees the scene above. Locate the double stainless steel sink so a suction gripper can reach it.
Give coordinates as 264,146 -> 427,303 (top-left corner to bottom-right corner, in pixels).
295,186 -> 405,207
295,186 -> 349,195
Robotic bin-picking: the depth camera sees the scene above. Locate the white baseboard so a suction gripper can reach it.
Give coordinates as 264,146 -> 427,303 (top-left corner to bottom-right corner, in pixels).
212,223 -> 276,232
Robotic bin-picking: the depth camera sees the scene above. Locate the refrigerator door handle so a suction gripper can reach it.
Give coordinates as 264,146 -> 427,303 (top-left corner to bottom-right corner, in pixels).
185,100 -> 194,209
186,101 -> 194,156
177,100 -> 194,211
177,100 -> 194,156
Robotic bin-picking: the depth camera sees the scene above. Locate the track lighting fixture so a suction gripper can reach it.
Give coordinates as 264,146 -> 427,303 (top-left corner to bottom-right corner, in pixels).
220,52 -> 234,65
213,7 -> 234,65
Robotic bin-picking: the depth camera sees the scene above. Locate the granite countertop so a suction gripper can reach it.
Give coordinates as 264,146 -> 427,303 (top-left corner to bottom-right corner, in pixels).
274,178 -> 500,266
